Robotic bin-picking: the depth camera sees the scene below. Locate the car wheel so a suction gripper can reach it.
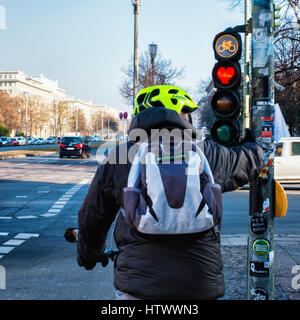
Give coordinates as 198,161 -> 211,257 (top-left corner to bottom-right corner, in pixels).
59,153 -> 63,158
87,153 -> 91,158
80,153 -> 85,159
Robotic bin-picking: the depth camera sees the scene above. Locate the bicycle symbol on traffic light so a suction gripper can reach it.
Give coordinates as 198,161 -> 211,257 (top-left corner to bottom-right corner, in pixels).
217,40 -> 237,53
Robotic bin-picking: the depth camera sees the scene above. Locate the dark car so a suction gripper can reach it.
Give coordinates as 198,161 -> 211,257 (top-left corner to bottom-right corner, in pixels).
9,138 -> 20,146
59,136 -> 91,159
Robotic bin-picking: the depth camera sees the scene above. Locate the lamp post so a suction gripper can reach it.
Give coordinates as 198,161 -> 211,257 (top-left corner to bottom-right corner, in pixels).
131,0 -> 142,109
149,43 -> 157,85
54,98 -> 58,144
75,105 -> 79,137
23,92 -> 28,145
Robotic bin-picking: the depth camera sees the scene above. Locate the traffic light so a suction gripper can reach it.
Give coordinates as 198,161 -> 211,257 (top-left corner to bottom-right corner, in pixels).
211,30 -> 242,146
273,4 -> 281,28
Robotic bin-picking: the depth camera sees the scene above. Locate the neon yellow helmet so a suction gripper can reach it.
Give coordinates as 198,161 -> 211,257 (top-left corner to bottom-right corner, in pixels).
133,85 -> 199,116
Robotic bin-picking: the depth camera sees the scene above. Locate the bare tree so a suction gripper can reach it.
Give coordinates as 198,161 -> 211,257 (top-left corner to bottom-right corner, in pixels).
120,50 -> 185,106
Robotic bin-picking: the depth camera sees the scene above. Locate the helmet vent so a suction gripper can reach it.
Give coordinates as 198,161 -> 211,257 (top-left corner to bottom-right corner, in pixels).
185,95 -> 192,101
151,100 -> 165,108
171,99 -> 177,105
168,89 -> 179,94
137,93 -> 146,105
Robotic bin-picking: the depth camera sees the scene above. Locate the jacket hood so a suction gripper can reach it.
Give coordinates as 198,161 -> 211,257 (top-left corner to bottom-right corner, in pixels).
128,108 -> 197,139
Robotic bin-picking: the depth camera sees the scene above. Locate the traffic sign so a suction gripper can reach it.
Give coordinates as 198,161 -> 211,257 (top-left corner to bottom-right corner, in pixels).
119,112 -> 124,120
123,112 -> 128,120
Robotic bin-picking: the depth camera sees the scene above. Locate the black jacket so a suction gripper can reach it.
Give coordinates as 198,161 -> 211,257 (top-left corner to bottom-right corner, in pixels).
77,108 -> 264,300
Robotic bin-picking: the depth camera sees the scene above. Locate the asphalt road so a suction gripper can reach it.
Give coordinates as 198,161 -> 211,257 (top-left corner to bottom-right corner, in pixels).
0,148 -> 299,299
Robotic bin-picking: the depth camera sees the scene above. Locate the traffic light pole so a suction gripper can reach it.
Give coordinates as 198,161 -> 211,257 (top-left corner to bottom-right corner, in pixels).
242,0 -> 251,131
247,0 -> 276,300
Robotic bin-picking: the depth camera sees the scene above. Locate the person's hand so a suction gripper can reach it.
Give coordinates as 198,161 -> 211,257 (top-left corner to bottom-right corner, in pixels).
77,255 -> 97,270
240,129 -> 256,144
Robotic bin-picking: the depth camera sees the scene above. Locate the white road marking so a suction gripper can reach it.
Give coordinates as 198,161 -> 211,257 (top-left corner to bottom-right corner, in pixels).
0,233 -> 9,236
16,196 -> 28,198
40,213 -> 57,218
55,201 -> 67,205
0,255 -> 3,259
17,216 -> 38,219
14,233 -> 39,239
38,191 -> 49,194
3,239 -> 25,246
15,163 -> 27,166
48,209 -> 61,213
62,164 -> 72,167
0,217 -> 12,220
0,246 -> 14,254
52,205 -> 64,209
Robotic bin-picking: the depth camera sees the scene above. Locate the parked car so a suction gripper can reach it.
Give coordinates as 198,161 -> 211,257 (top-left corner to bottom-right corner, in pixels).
9,138 -> 20,146
45,137 -> 55,144
33,138 -> 41,145
27,137 -> 35,145
274,137 -> 300,183
16,137 -> 26,145
0,137 -> 12,147
59,136 -> 91,159
37,138 -> 46,144
93,136 -> 103,142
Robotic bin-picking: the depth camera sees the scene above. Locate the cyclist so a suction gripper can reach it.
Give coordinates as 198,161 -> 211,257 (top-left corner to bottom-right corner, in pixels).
77,85 -> 264,300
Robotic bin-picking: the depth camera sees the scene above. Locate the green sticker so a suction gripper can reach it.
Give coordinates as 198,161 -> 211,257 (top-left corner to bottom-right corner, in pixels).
253,239 -> 270,257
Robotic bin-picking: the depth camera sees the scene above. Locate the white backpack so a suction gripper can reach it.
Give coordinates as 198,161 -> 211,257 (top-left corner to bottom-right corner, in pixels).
123,137 -> 222,235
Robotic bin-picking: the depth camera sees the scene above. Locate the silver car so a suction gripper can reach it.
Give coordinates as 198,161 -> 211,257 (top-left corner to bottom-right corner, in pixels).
274,137 -> 300,183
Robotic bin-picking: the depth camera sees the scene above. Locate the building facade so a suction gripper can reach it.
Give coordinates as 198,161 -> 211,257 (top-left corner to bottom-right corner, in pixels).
0,70 -> 119,137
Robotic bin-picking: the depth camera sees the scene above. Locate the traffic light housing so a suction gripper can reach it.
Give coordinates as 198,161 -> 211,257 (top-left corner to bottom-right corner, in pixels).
211,30 -> 242,146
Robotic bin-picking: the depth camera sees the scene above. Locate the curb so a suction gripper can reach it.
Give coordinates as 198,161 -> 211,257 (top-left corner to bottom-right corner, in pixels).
0,151 -> 57,160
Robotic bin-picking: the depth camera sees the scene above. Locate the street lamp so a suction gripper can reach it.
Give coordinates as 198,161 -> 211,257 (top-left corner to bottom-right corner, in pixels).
54,98 -> 58,144
149,43 -> 157,85
75,105 -> 79,137
23,92 -> 28,145
131,0 -> 142,109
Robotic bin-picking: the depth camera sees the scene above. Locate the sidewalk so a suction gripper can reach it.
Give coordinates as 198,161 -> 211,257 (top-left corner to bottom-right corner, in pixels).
220,234 -> 300,300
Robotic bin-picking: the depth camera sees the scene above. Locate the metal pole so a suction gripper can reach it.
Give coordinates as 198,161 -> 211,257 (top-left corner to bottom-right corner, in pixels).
247,0 -> 276,300
24,92 -> 28,145
243,0 -> 251,131
133,2 -> 140,109
54,99 -> 58,144
75,105 -> 78,136
107,118 -> 109,140
101,111 -> 104,137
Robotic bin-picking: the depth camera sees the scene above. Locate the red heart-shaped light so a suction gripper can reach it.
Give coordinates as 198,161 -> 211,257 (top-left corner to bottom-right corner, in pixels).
217,67 -> 235,85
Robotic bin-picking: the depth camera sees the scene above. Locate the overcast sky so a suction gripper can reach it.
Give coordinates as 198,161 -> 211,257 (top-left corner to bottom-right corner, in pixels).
0,0 -> 243,114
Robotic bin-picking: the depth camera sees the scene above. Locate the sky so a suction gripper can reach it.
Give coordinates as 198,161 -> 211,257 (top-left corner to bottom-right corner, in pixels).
0,0 -> 244,114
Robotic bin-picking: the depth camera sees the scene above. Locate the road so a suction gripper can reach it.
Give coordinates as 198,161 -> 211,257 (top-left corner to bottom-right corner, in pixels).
0,148 -> 299,299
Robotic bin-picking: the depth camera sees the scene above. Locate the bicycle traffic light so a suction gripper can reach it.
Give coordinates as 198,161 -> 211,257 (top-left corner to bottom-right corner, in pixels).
211,30 -> 242,146
273,4 -> 281,28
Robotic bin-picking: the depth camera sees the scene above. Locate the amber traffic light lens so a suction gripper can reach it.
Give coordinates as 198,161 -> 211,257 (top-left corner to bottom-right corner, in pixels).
211,90 -> 240,118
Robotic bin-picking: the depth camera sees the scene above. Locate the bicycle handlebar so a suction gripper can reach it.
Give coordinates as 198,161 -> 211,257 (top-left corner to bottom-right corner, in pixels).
64,227 -> 119,261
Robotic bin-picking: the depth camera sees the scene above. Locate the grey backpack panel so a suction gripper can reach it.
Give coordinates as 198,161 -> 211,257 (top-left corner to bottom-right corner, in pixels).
123,139 -> 222,235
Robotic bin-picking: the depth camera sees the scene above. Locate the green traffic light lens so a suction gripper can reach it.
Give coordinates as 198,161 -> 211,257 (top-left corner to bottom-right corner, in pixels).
216,125 -> 231,142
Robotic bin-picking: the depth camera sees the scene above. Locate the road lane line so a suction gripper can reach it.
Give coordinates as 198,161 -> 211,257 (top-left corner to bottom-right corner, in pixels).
17,216 -> 38,219
62,164 -> 72,167
52,205 -> 64,209
14,233 -> 39,239
0,247 -> 14,254
0,217 -> 12,220
40,213 -> 57,218
0,233 -> 9,236
48,209 -> 61,213
3,239 -> 25,246
16,196 -> 28,198
55,201 -> 67,205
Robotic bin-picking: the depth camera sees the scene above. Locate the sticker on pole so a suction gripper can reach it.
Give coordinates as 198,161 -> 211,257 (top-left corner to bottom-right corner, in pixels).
253,239 -> 270,257
250,261 -> 270,277
251,216 -> 268,235
119,112 -> 124,120
251,288 -> 268,300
